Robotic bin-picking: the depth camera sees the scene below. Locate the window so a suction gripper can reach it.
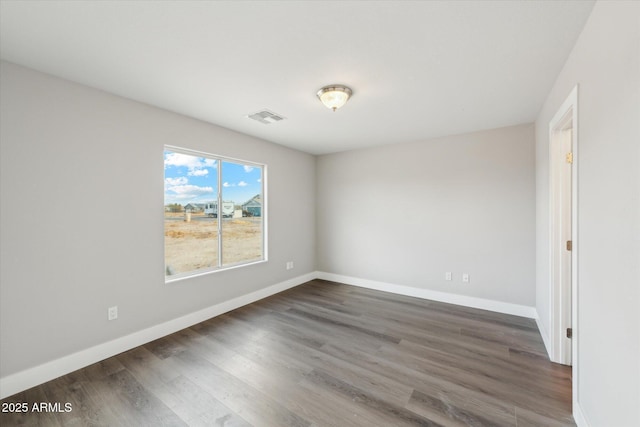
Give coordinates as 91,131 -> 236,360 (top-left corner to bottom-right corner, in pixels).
164,146 -> 266,280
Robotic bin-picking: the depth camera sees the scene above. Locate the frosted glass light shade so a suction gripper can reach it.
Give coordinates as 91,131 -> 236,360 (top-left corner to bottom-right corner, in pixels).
317,85 -> 352,111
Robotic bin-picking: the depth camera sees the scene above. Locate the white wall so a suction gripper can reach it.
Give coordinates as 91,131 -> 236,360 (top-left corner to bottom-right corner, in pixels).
0,61 -> 316,379
535,2 -> 640,426
317,124 -> 536,307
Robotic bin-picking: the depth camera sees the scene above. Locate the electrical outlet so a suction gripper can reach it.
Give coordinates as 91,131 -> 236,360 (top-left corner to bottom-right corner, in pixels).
445,272 -> 452,281
108,306 -> 118,320
286,261 -> 294,270
462,274 -> 470,283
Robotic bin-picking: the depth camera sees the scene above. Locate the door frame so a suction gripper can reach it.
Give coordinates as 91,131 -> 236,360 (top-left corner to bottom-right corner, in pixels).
548,85 -> 579,406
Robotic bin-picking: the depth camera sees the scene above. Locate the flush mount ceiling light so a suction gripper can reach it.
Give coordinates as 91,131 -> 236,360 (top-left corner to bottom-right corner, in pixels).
316,85 -> 352,111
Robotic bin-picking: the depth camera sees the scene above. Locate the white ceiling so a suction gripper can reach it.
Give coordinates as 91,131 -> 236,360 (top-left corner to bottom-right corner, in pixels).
0,1 -> 595,155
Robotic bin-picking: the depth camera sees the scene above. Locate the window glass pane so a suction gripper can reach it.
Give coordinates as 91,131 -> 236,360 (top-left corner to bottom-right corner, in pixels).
221,160 -> 263,266
164,150 -> 218,276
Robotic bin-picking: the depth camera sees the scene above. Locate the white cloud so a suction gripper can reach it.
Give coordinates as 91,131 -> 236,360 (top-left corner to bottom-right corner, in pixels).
223,181 -> 248,187
188,169 -> 209,177
165,152 -> 216,176
243,165 -> 254,173
165,177 -> 188,186
164,152 -> 202,169
166,184 -> 214,200
257,178 -> 261,183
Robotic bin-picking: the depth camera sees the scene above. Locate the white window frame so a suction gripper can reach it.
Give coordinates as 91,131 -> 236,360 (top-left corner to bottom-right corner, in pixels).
164,145 -> 268,283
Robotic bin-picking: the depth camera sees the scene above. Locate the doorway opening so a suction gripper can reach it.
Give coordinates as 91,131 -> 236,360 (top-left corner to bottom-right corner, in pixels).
549,85 -> 578,409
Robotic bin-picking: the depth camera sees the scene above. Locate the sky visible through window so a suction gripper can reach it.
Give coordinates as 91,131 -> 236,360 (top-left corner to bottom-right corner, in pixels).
164,150 -> 261,207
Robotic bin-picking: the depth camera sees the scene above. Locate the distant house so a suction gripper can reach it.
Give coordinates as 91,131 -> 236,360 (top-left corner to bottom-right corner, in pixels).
184,203 -> 204,213
242,195 -> 262,217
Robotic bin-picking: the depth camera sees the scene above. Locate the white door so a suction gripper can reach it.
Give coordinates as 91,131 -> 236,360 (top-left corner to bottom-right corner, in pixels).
559,128 -> 572,364
550,109 -> 575,366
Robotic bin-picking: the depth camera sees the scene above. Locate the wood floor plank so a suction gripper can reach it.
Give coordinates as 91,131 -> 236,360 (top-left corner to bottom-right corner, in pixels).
396,339 -> 571,398
295,379 -> 388,427
40,374 -> 104,427
251,330 -> 415,408
406,389 -> 516,427
168,349 -> 311,427
265,309 -> 383,353
515,405 -> 576,427
115,346 -> 239,426
302,369 -> 441,427
1,280 -> 574,426
164,375 -> 251,427
0,387 -> 63,427
375,343 -> 571,421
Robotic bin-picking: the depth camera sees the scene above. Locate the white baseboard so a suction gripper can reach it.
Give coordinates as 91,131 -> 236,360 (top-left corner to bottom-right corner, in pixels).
316,272 -> 538,319
573,401 -> 590,427
535,316 -> 552,357
0,272 -> 316,400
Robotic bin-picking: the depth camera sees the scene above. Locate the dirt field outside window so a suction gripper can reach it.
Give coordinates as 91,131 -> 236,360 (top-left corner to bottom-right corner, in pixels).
164,212 -> 262,275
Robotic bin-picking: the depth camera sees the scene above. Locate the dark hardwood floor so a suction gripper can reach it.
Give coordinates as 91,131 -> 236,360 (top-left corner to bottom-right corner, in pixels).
1,280 -> 574,426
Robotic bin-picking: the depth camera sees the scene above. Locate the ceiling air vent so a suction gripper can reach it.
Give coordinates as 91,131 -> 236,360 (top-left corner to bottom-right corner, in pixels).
247,110 -> 286,124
